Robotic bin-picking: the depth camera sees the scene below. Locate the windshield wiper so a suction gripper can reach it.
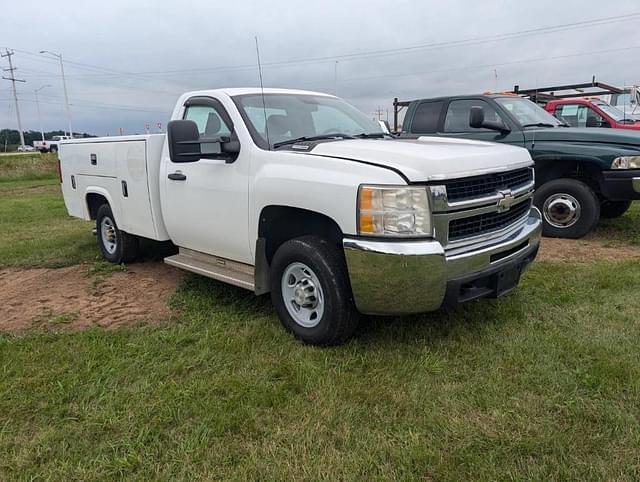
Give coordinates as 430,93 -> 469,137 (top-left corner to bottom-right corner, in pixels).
521,122 -> 557,128
353,132 -> 387,139
272,133 -> 354,149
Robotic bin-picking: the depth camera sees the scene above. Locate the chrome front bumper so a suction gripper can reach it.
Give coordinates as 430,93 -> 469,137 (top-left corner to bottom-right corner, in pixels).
343,207 -> 542,315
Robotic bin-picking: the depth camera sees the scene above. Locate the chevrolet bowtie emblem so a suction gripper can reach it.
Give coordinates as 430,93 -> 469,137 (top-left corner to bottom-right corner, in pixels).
497,189 -> 514,212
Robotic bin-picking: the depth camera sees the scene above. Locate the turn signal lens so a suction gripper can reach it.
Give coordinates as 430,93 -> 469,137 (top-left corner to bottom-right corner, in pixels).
358,185 -> 432,237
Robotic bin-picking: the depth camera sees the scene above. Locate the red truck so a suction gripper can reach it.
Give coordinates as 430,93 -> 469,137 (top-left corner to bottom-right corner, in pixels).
545,98 -> 640,131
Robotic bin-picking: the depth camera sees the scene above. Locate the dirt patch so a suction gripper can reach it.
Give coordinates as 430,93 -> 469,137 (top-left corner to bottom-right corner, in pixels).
0,263 -> 182,332
538,236 -> 640,262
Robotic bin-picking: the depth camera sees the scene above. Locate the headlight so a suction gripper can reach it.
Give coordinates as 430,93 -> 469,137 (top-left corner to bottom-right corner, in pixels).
611,156 -> 640,169
358,185 -> 432,237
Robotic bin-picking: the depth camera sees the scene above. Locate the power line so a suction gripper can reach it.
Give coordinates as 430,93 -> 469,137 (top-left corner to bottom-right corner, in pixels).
7,12 -> 640,80
335,45 -> 640,85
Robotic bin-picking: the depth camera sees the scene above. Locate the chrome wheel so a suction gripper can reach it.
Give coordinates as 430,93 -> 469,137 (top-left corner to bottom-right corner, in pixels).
543,193 -> 581,228
100,216 -> 118,254
281,262 -> 324,328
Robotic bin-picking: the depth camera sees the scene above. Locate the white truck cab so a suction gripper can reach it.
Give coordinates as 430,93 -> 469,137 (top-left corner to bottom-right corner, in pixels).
600,86 -> 640,121
59,88 -> 542,345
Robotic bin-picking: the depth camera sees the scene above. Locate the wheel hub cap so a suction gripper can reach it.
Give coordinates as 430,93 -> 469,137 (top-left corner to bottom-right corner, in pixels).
100,217 -> 118,254
543,193 -> 581,228
281,262 -> 324,328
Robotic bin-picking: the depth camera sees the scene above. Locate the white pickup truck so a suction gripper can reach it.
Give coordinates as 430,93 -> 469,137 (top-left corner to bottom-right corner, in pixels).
34,135 -> 73,153
59,88 -> 542,345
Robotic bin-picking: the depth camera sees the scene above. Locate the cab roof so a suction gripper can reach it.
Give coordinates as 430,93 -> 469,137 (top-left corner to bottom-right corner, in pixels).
181,87 -> 335,98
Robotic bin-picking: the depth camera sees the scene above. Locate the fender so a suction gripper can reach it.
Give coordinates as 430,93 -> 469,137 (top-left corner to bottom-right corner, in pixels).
84,185 -> 120,224
248,152 -> 405,250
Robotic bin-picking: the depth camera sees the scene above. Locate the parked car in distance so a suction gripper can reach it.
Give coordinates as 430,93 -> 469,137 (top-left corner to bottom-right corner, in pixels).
545,98 -> 640,131
17,145 -> 37,152
34,135 -> 73,153
399,93 -> 640,238
58,88 -> 542,345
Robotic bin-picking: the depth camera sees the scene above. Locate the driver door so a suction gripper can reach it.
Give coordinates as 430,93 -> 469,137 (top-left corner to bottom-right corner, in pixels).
161,96 -> 251,264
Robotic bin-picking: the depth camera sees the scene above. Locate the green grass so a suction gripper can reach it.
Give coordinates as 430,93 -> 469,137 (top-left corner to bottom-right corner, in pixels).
0,153 -> 97,268
0,178 -> 98,268
597,202 -> 640,245
0,152 -> 59,182
1,262 -> 639,480
1,158 -> 640,479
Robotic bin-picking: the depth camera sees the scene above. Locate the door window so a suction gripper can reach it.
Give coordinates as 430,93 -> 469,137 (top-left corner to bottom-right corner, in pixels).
555,104 -> 604,128
184,105 -> 231,137
410,101 -> 443,133
444,99 -> 505,132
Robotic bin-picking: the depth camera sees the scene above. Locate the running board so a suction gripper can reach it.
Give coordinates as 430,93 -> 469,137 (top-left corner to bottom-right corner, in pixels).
164,248 -> 255,291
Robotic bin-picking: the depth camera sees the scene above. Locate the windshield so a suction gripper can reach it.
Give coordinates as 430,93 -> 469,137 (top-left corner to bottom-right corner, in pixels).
233,93 -> 383,149
593,100 -> 635,122
495,96 -> 564,127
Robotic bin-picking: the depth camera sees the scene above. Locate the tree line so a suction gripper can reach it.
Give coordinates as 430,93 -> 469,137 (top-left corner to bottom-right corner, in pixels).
1,129 -> 96,147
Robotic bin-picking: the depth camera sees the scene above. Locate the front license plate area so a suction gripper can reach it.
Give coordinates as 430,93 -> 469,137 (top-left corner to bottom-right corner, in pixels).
493,266 -> 520,297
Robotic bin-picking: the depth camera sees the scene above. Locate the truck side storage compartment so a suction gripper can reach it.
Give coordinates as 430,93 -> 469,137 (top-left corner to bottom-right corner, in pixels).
60,135 -> 167,241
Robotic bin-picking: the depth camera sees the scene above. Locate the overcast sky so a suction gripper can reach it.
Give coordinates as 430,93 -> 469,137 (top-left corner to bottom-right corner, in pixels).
2,0 -> 639,135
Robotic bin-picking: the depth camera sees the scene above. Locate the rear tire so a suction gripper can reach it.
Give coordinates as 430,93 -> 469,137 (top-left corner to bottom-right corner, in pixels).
50,146 -> 58,153
600,200 -> 632,219
534,178 -> 600,239
96,204 -> 139,264
270,235 -> 359,346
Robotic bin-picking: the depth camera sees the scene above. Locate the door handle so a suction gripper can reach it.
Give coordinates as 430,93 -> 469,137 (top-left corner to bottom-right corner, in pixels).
168,172 -> 187,181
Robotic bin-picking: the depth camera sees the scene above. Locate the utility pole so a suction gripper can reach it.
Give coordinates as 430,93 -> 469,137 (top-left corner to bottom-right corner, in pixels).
374,106 -> 385,120
1,49 -> 26,147
34,85 -> 51,142
40,50 -> 73,138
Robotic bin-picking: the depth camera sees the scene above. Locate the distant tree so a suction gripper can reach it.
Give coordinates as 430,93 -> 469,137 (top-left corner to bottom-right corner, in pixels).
0,129 -> 96,149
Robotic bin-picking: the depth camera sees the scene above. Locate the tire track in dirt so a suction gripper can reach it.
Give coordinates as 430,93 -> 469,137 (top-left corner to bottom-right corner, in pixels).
538,236 -> 640,262
0,263 -> 182,332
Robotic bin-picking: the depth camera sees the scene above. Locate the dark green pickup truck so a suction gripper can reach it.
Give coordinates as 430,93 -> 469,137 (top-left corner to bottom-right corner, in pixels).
399,94 -> 640,238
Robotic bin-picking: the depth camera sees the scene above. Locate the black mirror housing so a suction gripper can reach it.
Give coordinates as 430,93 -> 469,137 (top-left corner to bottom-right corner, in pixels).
168,121 -> 241,163
469,105 -> 511,133
469,106 -> 485,129
168,120 -> 201,163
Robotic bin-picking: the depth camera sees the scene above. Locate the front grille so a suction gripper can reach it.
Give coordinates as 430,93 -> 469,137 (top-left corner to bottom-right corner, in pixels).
449,199 -> 532,241
444,168 -> 533,202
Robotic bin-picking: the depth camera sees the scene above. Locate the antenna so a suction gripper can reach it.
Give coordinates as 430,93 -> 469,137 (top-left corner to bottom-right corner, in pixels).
254,36 -> 270,150
532,76 -> 538,149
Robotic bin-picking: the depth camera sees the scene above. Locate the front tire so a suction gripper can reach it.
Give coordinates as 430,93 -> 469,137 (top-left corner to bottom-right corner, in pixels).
534,178 -> 600,239
270,236 -> 359,346
96,204 -> 139,263
600,200 -> 632,219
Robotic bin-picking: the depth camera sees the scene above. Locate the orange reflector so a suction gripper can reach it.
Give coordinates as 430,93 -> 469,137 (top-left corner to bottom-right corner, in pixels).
360,187 -> 373,210
359,213 -> 375,233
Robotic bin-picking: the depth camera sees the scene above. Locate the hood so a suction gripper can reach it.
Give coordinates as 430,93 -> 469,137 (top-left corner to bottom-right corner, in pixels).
308,137 -> 533,182
524,126 -> 640,146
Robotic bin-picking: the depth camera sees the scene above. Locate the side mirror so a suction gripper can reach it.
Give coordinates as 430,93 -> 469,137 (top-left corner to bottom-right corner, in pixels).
168,120 -> 240,163
378,120 -> 391,134
168,120 -> 201,163
469,106 -> 485,128
469,106 -> 511,133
